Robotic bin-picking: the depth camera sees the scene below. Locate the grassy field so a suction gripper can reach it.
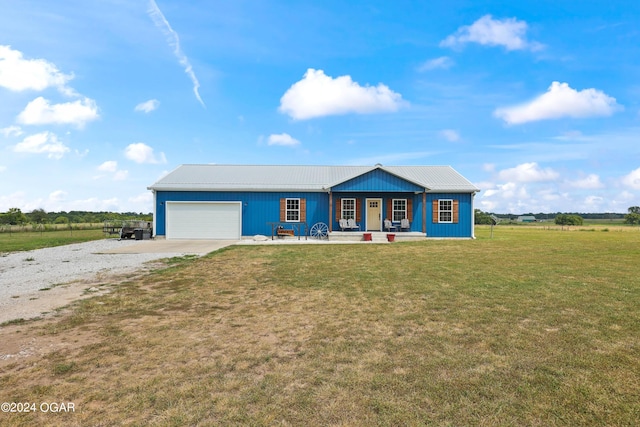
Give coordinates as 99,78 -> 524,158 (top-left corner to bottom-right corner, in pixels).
0,226 -> 638,425
0,229 -> 106,254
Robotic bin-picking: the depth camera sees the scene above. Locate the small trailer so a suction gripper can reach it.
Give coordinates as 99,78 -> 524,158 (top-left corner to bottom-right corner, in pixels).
103,220 -> 153,240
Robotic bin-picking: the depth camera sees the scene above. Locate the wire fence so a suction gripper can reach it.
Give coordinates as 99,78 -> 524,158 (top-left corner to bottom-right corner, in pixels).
0,223 -> 104,234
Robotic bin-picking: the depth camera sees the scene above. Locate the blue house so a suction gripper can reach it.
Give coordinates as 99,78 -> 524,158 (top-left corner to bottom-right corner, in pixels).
147,164 -> 480,240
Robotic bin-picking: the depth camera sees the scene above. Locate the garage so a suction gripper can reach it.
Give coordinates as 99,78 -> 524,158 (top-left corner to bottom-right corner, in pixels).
165,202 -> 241,240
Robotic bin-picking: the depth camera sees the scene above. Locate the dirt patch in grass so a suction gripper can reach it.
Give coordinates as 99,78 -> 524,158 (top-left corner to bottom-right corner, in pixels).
1,231 -> 639,426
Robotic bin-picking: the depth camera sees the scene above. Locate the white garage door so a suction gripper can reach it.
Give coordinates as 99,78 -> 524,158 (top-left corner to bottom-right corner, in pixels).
166,202 -> 241,240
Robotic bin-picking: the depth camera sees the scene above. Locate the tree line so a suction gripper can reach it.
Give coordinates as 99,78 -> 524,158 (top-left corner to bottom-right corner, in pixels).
0,208 -> 152,226
475,207 -> 640,225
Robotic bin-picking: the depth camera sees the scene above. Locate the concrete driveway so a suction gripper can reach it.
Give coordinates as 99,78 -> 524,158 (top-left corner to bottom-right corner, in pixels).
97,239 -> 237,255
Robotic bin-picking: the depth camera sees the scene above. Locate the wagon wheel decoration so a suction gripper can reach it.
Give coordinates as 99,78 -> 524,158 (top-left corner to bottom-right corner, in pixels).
309,222 -> 329,239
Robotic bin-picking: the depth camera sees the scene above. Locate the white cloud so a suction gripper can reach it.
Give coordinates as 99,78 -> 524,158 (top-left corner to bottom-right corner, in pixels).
439,129 -> 460,142
48,196 -> 121,212
94,161 -> 128,181
129,192 -> 153,205
98,160 -> 118,173
440,15 -> 543,51
147,0 -> 205,108
1,125 -> 23,138
497,162 -> 559,182
418,56 -> 454,71
113,170 -> 129,181
135,99 -> 160,113
267,133 -> 300,147
279,68 -> 404,120
496,182 -> 529,199
494,82 -> 620,125
621,167 -> 640,190
13,131 -> 69,159
483,163 -> 496,173
49,190 -> 67,202
0,190 -> 150,213
0,45 -> 74,94
124,142 -> 167,164
567,174 -> 604,189
582,195 -> 604,210
17,96 -> 99,128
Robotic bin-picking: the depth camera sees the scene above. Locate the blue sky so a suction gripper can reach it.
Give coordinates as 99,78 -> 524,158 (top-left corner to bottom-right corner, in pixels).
1,0 -> 639,214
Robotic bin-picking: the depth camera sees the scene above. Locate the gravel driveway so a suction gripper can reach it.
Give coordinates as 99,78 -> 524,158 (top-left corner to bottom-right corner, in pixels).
0,239 -> 194,323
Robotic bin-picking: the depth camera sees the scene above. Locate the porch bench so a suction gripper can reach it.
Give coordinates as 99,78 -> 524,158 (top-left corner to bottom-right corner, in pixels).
276,228 -> 295,237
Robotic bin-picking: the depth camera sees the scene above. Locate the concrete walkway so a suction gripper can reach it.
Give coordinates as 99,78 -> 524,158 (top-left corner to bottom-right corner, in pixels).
97,233 -> 416,255
96,239 -> 237,255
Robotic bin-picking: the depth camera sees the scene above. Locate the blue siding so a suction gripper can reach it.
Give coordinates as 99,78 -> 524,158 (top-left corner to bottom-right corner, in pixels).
155,189 -> 475,238
332,193 -> 424,232
426,193 -> 474,238
155,191 -> 329,236
333,169 -> 423,192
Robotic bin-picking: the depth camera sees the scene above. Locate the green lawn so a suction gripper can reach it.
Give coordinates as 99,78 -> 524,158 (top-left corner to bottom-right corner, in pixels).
0,229 -> 105,254
0,226 -> 638,426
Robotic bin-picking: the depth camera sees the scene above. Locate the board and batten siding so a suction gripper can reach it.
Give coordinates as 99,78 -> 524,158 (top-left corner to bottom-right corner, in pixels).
332,168 -> 424,193
426,193 -> 474,238
331,192 -> 423,233
155,191 -> 328,237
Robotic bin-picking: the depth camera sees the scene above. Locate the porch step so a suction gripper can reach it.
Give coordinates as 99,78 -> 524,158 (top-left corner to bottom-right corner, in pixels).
328,231 -> 426,242
371,233 -> 389,243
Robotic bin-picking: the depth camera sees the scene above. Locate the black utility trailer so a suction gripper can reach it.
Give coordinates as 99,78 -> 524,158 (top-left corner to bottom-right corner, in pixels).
103,220 -> 153,240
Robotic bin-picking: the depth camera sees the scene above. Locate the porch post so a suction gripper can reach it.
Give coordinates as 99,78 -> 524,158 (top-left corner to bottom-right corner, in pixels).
328,191 -> 333,232
422,191 -> 427,234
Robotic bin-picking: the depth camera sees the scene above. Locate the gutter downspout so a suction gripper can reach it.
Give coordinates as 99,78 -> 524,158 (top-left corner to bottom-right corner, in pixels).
471,191 -> 476,239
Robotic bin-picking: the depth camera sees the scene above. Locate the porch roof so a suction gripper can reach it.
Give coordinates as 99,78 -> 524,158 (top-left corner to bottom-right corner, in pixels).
148,164 -> 480,193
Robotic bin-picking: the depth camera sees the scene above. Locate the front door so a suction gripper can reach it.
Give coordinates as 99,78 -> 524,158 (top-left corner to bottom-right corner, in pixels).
366,198 -> 382,231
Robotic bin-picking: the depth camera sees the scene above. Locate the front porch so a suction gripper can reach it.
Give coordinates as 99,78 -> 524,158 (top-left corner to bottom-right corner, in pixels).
329,231 -> 426,242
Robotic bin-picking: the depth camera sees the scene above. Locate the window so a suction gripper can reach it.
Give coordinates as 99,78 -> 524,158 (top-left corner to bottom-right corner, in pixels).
439,199 -> 453,223
392,199 -> 406,222
341,199 -> 356,220
286,198 -> 300,222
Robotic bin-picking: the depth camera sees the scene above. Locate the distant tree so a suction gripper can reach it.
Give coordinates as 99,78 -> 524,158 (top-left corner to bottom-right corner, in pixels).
84,213 -> 100,224
29,208 -> 48,224
54,216 -> 69,224
625,213 -> 640,225
0,208 -> 28,225
474,210 -> 493,225
555,214 -> 583,227
624,206 -> 640,225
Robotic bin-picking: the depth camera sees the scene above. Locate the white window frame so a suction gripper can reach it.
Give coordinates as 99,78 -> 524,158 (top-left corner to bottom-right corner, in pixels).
392,199 -> 407,222
341,198 -> 356,220
286,198 -> 300,222
439,199 -> 453,223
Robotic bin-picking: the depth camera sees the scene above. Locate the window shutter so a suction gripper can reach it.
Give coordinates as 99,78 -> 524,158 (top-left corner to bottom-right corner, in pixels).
356,199 -> 362,222
336,198 -> 342,221
453,200 -> 459,224
280,198 -> 286,222
407,198 -> 413,221
386,199 -> 392,221
432,200 -> 438,223
300,198 -> 307,222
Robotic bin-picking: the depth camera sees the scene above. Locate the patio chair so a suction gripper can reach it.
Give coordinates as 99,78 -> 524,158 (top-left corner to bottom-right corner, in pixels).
400,218 -> 410,231
339,218 -> 348,231
347,218 -> 360,231
384,219 -> 396,232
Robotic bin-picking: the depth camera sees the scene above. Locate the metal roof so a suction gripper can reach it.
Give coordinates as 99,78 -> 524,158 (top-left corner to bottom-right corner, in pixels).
148,164 -> 480,193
